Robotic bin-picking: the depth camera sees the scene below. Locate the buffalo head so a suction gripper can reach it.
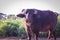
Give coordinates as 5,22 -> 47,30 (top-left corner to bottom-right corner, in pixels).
17,9 -> 37,19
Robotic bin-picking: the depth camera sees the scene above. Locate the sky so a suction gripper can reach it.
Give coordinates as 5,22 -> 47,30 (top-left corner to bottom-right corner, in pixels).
0,0 -> 60,15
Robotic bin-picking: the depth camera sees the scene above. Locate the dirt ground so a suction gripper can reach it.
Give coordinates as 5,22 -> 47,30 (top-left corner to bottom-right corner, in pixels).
0,37 -> 60,40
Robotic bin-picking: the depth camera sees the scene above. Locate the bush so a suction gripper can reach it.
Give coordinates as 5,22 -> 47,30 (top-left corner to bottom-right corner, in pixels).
0,18 -> 27,38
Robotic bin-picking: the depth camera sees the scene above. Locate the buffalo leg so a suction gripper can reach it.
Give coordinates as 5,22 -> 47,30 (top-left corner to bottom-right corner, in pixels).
26,27 -> 31,40
48,29 -> 53,40
48,30 -> 56,40
52,31 -> 56,40
27,32 -> 31,40
34,32 -> 39,40
48,30 -> 51,40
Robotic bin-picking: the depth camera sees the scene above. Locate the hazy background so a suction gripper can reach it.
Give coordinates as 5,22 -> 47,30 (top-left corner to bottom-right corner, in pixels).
0,0 -> 60,39
0,0 -> 60,15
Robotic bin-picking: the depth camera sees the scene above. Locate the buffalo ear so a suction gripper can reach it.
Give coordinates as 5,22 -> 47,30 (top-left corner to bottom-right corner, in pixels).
17,14 -> 25,18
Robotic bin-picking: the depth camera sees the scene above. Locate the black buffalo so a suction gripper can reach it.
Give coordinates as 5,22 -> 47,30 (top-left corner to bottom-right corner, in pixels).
17,9 -> 59,40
